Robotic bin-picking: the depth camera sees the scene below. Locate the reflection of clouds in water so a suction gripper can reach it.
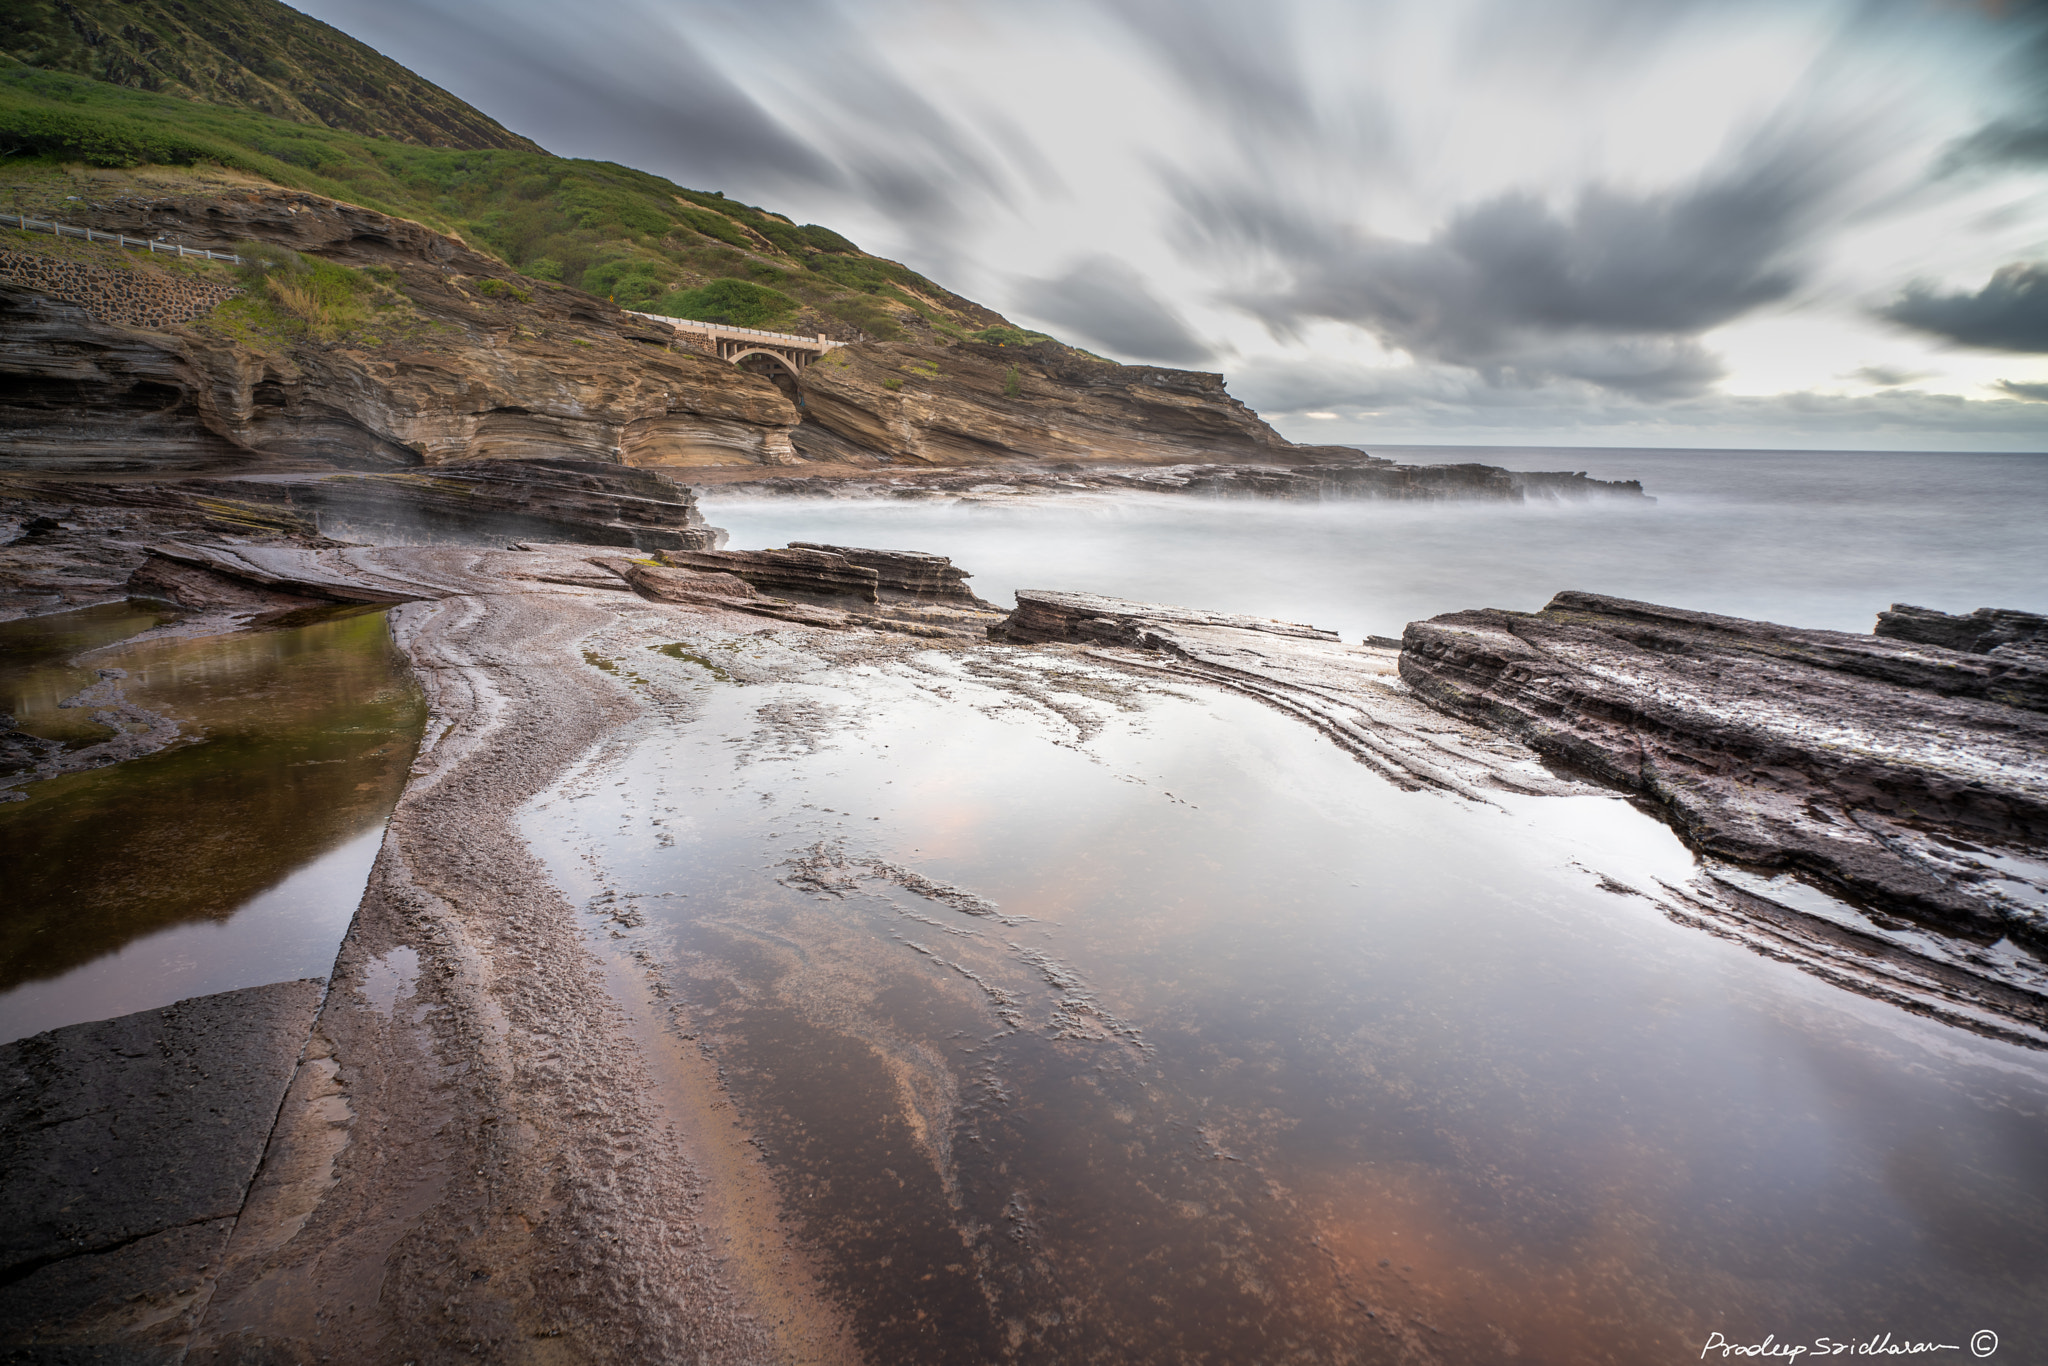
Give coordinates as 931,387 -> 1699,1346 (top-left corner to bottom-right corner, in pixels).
527,608 -> 2048,1361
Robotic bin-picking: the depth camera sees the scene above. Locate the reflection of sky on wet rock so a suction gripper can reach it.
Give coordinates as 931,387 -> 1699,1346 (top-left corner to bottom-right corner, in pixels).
523,632 -> 2048,1363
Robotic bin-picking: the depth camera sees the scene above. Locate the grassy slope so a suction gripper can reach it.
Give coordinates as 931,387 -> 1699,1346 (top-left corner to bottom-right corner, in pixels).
0,0 -> 542,153
0,58 -> 1065,346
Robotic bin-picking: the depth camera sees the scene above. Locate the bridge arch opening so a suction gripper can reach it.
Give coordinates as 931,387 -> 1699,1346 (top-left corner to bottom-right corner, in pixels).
734,349 -> 801,402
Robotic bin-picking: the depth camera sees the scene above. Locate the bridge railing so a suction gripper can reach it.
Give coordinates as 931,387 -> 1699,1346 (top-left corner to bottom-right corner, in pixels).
624,310 -> 848,351
1,212 -> 244,263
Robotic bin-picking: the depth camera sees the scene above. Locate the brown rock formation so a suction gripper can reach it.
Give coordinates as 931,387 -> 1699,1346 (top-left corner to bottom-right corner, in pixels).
656,546 -> 881,604
1398,591 -> 2048,944
792,339 -> 1301,469
0,188 -> 801,477
992,589 -> 1341,648
787,542 -> 990,605
593,557 -> 763,607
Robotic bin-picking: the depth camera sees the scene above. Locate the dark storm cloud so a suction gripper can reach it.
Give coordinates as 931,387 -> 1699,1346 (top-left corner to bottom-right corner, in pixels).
1998,379 -> 2048,402
1015,257 -> 1217,365
1168,121 -> 1862,398
1880,264 -> 2048,353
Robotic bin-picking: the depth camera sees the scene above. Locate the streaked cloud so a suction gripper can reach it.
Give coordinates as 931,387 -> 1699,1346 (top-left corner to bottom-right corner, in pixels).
1880,264 -> 2048,354
295,0 -> 2048,449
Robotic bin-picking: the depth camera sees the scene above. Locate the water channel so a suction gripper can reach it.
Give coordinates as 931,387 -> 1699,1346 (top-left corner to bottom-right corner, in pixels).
0,602 -> 426,1043
526,630 -> 2048,1363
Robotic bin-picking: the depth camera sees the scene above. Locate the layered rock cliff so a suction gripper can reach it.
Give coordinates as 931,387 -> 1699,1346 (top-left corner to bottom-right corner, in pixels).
789,338 -> 1303,469
1,187 -> 805,477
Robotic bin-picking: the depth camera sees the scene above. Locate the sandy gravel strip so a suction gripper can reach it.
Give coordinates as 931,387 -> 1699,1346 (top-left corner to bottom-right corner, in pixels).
181,546 -> 850,1365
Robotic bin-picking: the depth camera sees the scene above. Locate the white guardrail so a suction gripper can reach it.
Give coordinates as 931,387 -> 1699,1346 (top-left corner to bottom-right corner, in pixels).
624,309 -> 846,349
1,211 -> 244,263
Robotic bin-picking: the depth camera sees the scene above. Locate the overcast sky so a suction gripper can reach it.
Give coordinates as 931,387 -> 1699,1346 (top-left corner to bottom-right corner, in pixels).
300,0 -> 2048,450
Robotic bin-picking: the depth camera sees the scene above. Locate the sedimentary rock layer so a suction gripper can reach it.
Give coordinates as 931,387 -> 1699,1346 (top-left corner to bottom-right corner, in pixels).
0,189 -> 801,476
0,462 -> 725,619
792,339 -> 1297,469
1876,602 -> 2048,668
0,980 -> 324,1359
991,589 -> 1583,801
657,546 -> 881,603
787,542 -> 990,606
1399,591 -> 2048,943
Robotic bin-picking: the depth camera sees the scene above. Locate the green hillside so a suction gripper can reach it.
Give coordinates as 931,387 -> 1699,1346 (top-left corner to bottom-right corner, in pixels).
0,0 -> 541,153
0,58 -> 1040,344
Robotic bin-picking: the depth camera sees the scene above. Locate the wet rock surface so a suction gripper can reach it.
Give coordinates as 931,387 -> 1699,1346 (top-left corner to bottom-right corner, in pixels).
1876,602 -> 2048,668
0,979 -> 323,1359
0,461 -> 727,621
786,542 -> 991,606
1399,591 -> 2048,948
656,546 -> 883,603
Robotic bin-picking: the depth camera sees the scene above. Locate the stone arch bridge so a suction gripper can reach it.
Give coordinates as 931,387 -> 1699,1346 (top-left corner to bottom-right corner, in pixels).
624,312 -> 847,380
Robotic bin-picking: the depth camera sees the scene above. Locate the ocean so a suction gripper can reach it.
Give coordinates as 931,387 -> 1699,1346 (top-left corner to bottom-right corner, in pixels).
700,446 -> 2048,642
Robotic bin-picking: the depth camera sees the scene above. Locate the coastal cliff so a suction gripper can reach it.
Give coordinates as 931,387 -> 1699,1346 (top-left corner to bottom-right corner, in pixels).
1,186 -> 802,475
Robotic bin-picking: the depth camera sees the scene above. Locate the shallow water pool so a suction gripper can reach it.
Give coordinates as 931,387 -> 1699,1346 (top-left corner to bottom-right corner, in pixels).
0,603 -> 426,1042
525,634 -> 2048,1363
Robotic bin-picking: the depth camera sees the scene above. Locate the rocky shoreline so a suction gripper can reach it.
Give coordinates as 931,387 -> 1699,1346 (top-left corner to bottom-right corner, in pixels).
4,529 -> 2046,1359
691,456 -> 1651,503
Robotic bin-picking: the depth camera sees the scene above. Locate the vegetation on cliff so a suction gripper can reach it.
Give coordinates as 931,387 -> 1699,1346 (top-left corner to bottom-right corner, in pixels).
0,0 -> 542,153
0,50 -> 1022,345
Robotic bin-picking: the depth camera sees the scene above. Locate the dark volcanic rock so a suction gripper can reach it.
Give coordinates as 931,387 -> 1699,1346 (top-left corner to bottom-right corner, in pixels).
1399,591 -> 2048,943
0,980 -> 323,1357
656,546 -> 880,604
1877,603 -> 2048,667
787,542 -> 991,606
992,589 -> 1341,648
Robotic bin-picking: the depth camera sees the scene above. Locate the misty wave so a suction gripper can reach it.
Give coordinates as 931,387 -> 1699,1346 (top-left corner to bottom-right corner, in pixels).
702,449 -> 2048,642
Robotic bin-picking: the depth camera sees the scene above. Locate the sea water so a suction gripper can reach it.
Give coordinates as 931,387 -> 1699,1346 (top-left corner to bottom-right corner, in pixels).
701,447 -> 2048,641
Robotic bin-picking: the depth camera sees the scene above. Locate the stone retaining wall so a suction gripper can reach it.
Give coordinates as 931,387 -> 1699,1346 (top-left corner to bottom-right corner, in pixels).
0,250 -> 240,329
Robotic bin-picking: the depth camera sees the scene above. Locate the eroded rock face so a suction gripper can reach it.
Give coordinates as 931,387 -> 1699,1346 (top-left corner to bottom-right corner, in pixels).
787,542 -> 990,605
1877,603 -> 2048,667
0,188 -> 801,476
656,546 -> 881,604
793,340 -> 1300,469
1398,591 -> 2048,944
992,589 -> 1342,648
281,459 -> 729,550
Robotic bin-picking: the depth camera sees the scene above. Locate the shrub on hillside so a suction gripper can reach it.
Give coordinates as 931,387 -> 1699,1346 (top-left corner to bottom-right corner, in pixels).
644,278 -> 799,329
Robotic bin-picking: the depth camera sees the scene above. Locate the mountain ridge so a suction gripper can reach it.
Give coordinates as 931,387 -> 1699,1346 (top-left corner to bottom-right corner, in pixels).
0,0 -> 544,153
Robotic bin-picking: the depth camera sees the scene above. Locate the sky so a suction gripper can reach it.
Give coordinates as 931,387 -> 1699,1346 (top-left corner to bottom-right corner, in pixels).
298,0 -> 2048,451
